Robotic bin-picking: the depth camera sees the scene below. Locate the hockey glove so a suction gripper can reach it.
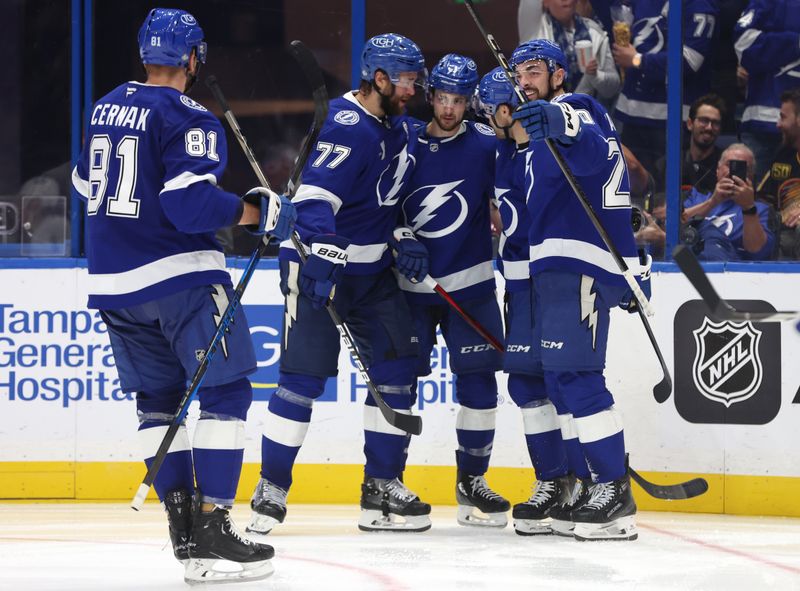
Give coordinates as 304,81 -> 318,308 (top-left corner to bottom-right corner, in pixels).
242,187 -> 297,241
389,227 -> 430,284
619,250 -> 653,313
299,235 -> 350,309
512,100 -> 581,144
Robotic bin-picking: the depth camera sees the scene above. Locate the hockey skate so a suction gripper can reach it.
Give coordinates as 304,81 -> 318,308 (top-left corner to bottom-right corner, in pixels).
512,476 -> 570,536
163,489 -> 192,563
455,471 -> 510,527
246,478 -> 288,535
185,505 -> 275,585
358,476 -> 432,532
572,475 -> 638,541
548,475 -> 591,537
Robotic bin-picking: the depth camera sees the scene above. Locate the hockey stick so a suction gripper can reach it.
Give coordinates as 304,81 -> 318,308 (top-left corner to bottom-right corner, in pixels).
208,43 -> 422,436
673,244 -> 800,322
462,0 -> 672,402
130,42 -> 335,511
629,465 -> 709,501
420,275 -> 505,352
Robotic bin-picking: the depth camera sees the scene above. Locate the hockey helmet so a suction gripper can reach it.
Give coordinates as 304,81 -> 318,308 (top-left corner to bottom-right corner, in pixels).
429,53 -> 479,98
474,66 -> 519,118
138,8 -> 207,67
360,33 -> 426,87
510,39 -> 567,78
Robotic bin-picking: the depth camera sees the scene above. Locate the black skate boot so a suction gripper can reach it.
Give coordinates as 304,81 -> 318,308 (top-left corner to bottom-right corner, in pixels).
246,478 -> 288,535
358,476 -> 432,532
455,471 -> 510,528
163,489 -> 192,563
512,475 -> 570,536
571,475 -> 638,541
548,475 -> 592,537
185,504 -> 275,585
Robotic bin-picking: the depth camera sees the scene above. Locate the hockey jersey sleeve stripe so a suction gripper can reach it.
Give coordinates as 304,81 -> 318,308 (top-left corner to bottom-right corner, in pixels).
160,171 -> 218,194
363,405 -> 413,436
138,424 -> 191,457
615,95 -> 668,121
398,261 -> 494,294
734,29 -> 760,61
346,242 -> 389,264
193,418 -> 245,450
502,259 -> 530,281
293,183 -> 343,214
71,166 -> 89,199
573,407 -> 624,443
682,46 -> 705,73
530,239 -> 641,276
742,105 -> 781,124
88,249 -> 226,295
262,411 -> 311,448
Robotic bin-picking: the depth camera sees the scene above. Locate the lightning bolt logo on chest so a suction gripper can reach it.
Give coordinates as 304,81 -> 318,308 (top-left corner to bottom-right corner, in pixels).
580,275 -> 599,350
411,180 -> 464,230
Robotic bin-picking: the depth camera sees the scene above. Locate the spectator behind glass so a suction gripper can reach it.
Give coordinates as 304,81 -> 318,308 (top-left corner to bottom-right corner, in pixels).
734,1 -> 800,182
612,0 -> 719,175
654,94 -> 726,195
681,143 -> 775,261
757,88 -> 800,259
519,0 -> 621,109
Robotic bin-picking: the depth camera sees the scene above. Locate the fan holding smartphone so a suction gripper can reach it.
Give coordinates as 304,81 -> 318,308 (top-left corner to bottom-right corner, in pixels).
678,144 -> 776,261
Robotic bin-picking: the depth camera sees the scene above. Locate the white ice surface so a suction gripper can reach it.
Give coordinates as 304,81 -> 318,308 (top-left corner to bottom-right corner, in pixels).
1,504 -> 799,591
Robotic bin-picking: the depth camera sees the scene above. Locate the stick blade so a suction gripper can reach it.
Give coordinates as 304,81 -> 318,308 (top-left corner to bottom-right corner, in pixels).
393,412 -> 423,436
629,467 -> 709,500
652,374 -> 672,404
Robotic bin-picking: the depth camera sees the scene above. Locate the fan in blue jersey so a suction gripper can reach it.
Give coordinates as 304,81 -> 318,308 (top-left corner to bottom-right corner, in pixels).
71,8 -> 296,584
249,33 -> 433,535
511,39 -> 651,541
475,67 -> 592,537
396,54 -> 510,527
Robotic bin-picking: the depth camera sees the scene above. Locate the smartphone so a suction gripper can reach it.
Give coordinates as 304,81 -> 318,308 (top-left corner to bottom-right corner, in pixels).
728,159 -> 748,180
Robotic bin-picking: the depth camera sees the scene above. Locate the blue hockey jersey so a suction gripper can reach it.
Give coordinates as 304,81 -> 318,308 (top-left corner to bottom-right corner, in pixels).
495,139 -> 531,292
615,0 -> 719,127
280,92 -> 418,275
398,121 -> 497,304
526,93 -> 639,285
72,82 -> 242,309
734,0 -> 800,134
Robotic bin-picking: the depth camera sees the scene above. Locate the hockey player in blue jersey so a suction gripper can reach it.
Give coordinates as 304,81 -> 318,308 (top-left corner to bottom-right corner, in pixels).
71,8 -> 296,583
397,54 -> 510,527
511,39 -> 650,541
248,33 -> 433,534
475,68 -> 593,537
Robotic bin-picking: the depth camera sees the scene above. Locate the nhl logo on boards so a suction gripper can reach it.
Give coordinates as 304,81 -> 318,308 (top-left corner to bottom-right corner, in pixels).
674,300 -> 781,425
691,318 -> 762,408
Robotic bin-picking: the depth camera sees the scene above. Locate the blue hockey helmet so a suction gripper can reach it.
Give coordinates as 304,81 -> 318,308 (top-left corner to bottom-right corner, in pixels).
429,53 -> 479,97
509,39 -> 567,77
474,67 -> 519,118
138,8 -> 207,67
360,33 -> 426,86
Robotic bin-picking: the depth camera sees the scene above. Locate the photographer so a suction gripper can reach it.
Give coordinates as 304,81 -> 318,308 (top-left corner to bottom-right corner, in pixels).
681,144 -> 775,261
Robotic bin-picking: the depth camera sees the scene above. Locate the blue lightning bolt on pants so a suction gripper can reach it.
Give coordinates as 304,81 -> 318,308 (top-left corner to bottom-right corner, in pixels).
531,271 -> 629,483
102,284 -> 257,505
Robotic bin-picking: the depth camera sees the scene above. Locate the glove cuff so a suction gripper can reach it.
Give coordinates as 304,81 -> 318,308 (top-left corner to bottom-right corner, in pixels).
391,226 -> 416,243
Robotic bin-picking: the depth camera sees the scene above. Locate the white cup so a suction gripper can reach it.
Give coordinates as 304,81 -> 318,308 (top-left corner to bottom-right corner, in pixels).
575,40 -> 593,73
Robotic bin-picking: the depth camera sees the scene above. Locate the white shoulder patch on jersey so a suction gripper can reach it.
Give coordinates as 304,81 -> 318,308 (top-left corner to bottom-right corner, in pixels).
577,109 -> 595,125
180,95 -> 208,112
737,9 -> 754,28
475,122 -> 495,136
334,110 -> 360,125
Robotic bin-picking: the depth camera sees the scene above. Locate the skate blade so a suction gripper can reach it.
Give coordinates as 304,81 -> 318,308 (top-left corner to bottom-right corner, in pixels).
245,511 -> 280,535
573,515 -> 638,541
549,518 -> 575,537
358,509 -> 431,533
513,518 -> 553,536
456,505 -> 508,528
184,557 -> 274,585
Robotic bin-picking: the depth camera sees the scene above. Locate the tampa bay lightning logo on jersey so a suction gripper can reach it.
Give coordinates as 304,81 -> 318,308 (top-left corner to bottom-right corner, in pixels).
180,95 -> 208,112
334,110 -> 360,125
633,15 -> 666,53
376,143 -> 415,207
497,188 -> 519,238
475,122 -> 495,136
404,180 -> 469,239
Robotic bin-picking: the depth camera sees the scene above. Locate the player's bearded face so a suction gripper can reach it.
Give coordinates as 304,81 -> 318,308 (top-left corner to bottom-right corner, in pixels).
514,60 -> 560,102
379,72 -> 418,116
431,91 -> 468,132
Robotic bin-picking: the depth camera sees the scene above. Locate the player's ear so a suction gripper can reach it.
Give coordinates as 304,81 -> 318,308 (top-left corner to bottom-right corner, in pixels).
551,68 -> 565,90
374,69 -> 391,92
